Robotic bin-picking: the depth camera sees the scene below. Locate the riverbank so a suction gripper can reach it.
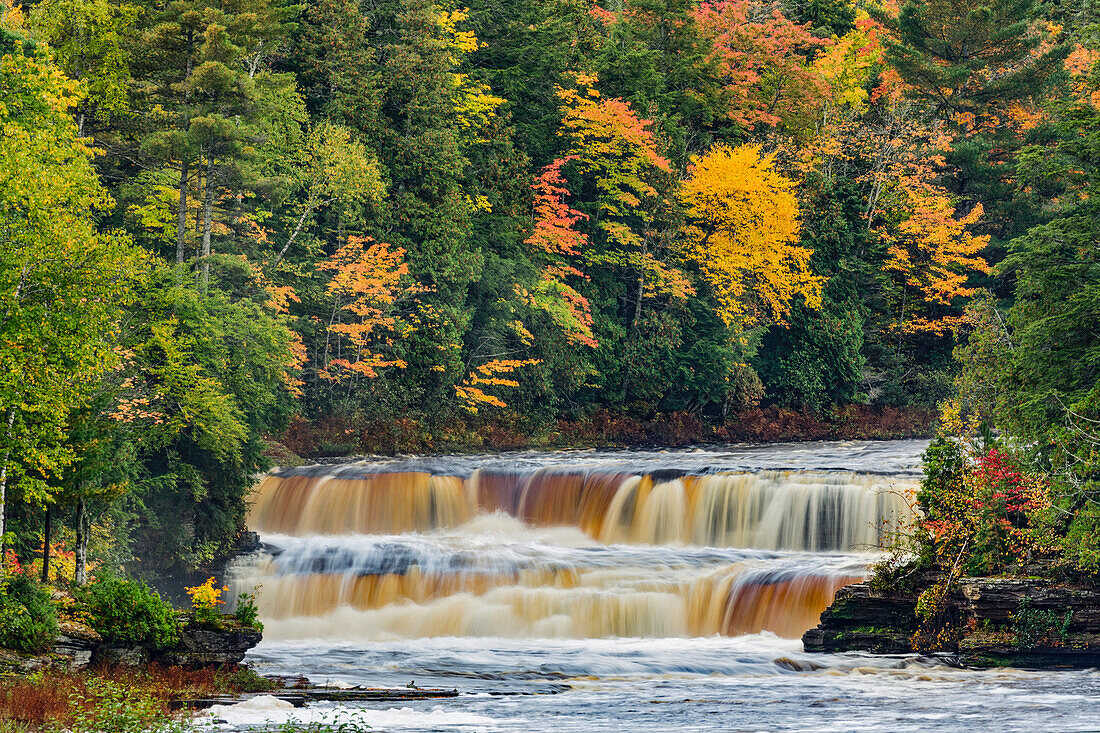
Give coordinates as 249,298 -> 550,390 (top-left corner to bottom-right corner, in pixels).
0,664 -> 278,732
275,405 -> 935,459
803,574 -> 1100,668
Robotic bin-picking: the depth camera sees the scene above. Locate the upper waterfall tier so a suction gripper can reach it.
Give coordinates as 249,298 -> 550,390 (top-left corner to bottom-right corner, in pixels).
249,465 -> 917,552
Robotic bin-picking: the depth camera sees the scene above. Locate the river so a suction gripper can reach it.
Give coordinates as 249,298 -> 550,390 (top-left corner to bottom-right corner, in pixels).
206,439 -> 1100,732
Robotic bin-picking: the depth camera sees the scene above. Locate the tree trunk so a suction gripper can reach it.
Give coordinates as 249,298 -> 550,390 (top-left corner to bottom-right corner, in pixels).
619,271 -> 646,401
272,197 -> 319,268
41,506 -> 51,584
201,152 -> 215,291
0,408 -> 15,571
74,497 -> 88,586
177,159 -> 190,264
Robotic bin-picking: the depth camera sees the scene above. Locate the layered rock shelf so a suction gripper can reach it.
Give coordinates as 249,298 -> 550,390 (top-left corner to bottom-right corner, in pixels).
6,618 -> 264,673
803,575 -> 1100,667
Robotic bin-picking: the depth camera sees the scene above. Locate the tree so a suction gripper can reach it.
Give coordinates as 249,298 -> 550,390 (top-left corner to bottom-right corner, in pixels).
871,0 -> 1068,238
882,181 -> 990,337
314,237 -> 421,385
131,0 -> 298,270
557,77 -> 692,314
269,123 -> 385,269
0,23 -> 140,559
679,143 -> 821,332
29,0 -> 137,135
555,76 -> 692,402
757,181 -> 880,409
119,263 -> 300,574
694,0 -> 828,135
872,0 -> 1066,120
522,157 -> 598,349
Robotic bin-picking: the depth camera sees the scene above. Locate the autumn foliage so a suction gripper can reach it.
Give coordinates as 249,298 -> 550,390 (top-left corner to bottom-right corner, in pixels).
317,236 -> 418,381
884,185 -> 990,336
680,144 -> 820,331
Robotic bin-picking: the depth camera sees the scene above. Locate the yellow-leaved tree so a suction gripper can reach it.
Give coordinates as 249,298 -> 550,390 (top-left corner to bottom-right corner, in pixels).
678,144 -> 822,333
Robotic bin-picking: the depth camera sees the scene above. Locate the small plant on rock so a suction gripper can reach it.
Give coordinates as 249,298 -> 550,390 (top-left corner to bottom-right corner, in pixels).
185,577 -> 228,626
234,588 -> 263,631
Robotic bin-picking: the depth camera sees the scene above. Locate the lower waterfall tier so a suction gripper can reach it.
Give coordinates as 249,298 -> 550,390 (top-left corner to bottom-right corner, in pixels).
230,521 -> 870,641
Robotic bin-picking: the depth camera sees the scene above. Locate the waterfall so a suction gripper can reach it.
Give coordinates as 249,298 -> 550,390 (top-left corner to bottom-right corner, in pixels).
233,458 -> 914,642
248,467 -> 913,553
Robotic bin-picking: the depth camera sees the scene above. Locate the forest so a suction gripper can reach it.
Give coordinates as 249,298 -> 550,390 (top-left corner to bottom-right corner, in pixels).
0,0 -> 1098,587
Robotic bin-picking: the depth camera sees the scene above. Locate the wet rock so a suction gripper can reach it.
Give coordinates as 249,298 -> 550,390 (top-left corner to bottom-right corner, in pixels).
801,582 -> 919,654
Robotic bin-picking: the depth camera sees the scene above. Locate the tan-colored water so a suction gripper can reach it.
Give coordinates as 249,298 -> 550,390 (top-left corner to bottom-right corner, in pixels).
238,461 -> 913,642
248,469 -> 914,552
244,554 -> 858,639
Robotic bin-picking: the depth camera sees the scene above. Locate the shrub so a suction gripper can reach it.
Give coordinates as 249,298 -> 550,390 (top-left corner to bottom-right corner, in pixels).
916,438 -> 1052,576
220,666 -> 276,693
75,576 -> 180,650
66,680 -> 193,733
1012,597 -> 1072,649
0,575 -> 58,654
234,589 -> 263,632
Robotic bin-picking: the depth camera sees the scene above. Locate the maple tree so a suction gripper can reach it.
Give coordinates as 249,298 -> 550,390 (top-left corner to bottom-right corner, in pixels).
882,181 -> 991,336
522,157 -> 598,349
694,0 -> 828,134
679,143 -> 821,332
316,237 -> 420,383
556,75 -> 693,321
455,358 -> 541,413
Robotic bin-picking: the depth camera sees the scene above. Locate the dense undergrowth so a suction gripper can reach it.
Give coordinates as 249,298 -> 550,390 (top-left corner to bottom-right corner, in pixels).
0,563 -> 263,666
279,404 -> 935,458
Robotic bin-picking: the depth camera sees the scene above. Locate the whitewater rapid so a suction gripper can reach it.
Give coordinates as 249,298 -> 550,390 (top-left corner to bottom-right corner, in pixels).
216,439 -> 1100,731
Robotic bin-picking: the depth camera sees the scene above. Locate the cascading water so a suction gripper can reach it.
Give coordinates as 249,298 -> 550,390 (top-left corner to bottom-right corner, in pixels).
248,468 -> 910,551
214,441 -> 1100,733
232,444 -> 917,642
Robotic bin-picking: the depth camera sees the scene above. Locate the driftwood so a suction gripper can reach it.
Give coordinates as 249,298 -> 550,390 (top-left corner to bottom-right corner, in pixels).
174,686 -> 461,710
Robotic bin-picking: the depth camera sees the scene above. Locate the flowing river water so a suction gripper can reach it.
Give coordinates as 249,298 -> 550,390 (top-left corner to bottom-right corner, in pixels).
210,440 -> 1100,732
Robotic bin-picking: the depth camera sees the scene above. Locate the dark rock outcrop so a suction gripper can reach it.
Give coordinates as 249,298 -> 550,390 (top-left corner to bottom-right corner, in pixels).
801,582 -> 921,654
157,622 -> 263,667
804,575 -> 1100,668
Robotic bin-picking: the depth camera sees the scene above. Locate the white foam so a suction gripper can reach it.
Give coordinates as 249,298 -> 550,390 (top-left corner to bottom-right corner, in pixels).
199,699 -> 499,729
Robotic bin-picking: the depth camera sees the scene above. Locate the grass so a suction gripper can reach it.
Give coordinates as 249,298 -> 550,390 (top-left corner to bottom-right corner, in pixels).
0,664 -> 279,732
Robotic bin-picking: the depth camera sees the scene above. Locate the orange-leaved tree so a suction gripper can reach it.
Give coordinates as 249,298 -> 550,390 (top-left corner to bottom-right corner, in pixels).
455,359 -> 541,414
679,143 -> 821,333
556,74 -> 693,327
882,181 -> 991,336
693,0 -> 828,135
522,156 -> 598,349
316,236 -> 422,383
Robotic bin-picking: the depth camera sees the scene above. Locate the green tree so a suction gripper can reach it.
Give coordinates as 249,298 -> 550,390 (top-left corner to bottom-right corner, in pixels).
0,23 -> 140,557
